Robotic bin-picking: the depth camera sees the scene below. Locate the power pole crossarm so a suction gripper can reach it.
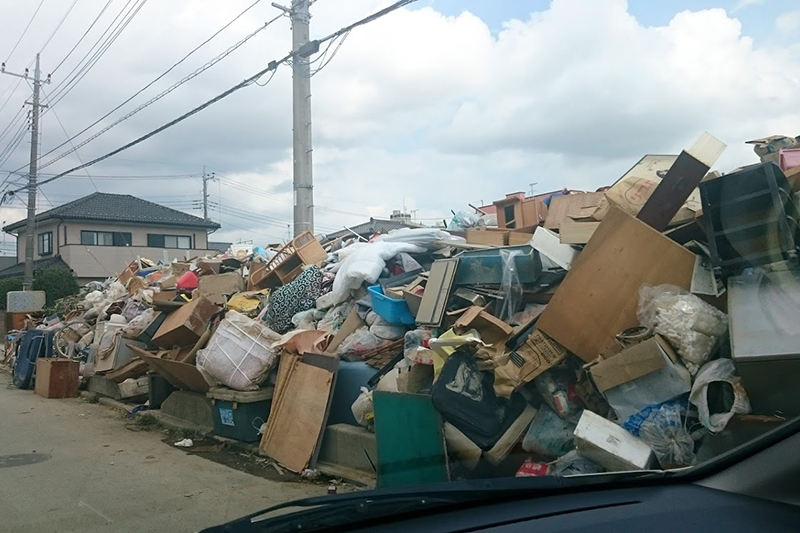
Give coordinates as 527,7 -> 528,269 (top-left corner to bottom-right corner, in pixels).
2,54 -> 51,290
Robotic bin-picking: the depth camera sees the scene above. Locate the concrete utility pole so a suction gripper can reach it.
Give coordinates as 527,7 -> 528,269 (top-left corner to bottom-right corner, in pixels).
201,166 -> 215,221
289,0 -> 313,236
1,54 -> 50,289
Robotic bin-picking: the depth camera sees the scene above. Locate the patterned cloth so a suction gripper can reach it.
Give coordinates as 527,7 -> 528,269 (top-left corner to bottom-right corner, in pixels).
265,266 -> 323,333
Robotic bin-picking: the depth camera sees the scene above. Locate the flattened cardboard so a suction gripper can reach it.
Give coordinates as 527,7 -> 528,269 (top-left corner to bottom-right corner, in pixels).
151,296 -> 220,349
537,207 -> 695,362
590,336 -> 680,393
198,272 -> 246,306
493,329 -> 568,398
559,219 -> 600,245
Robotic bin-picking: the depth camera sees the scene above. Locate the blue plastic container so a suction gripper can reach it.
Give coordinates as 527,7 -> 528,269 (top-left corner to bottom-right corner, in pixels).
368,285 -> 416,325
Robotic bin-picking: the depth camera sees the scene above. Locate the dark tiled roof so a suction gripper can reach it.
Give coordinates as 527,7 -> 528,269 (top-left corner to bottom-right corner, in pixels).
3,192 -> 220,233
0,255 -> 71,279
323,218 -> 420,242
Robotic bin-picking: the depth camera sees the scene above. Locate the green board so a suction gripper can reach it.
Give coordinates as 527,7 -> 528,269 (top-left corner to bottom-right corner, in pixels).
373,391 -> 449,488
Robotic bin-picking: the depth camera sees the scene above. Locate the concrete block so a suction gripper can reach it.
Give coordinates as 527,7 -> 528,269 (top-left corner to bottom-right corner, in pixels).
317,423 -> 377,484
160,390 -> 214,430
87,375 -> 122,400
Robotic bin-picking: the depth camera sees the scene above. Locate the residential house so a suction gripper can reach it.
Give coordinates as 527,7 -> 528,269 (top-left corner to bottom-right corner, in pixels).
1,192 -> 220,284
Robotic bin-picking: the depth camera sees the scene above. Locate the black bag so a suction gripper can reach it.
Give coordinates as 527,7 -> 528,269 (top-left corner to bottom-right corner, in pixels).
432,348 -> 527,450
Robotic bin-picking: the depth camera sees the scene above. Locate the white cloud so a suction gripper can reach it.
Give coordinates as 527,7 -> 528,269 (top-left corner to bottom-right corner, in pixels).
776,10 -> 800,34
732,0 -> 763,13
0,0 -> 798,247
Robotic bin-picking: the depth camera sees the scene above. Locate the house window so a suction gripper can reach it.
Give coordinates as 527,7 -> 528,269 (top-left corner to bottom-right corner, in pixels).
81,231 -> 132,246
38,232 -> 52,256
147,234 -> 191,249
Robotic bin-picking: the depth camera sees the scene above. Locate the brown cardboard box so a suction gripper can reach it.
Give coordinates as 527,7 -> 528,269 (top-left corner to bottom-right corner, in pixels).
151,296 -> 220,348
537,207 -> 695,362
466,227 -> 508,246
451,306 -> 513,345
198,272 -> 246,306
170,262 -> 191,276
507,230 -> 535,246
35,358 -> 79,398
153,290 -> 178,303
493,329 -> 568,398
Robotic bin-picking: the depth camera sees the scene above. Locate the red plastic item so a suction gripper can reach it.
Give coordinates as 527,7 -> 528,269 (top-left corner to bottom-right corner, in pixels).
516,458 -> 549,477
176,270 -> 199,291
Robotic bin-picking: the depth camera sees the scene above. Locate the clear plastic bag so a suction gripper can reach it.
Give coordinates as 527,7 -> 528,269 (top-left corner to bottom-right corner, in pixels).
369,316 -> 407,340
533,367 -> 583,420
522,404 -> 577,459
351,387 -> 374,430
404,329 -> 433,364
637,401 -> 696,469
497,249 -> 523,321
638,284 -> 727,371
689,358 -> 751,433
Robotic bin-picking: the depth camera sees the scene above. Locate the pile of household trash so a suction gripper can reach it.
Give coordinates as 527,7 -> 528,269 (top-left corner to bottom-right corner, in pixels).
7,131 -> 800,486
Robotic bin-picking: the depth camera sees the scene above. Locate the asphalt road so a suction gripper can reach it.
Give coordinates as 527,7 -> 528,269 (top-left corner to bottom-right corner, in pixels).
0,373 -> 324,533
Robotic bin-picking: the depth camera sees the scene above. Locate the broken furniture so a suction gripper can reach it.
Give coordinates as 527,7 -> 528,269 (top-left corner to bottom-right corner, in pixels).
249,230 -> 327,289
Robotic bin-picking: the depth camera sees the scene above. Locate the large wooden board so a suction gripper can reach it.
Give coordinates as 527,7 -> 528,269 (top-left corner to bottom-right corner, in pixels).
260,357 -> 334,473
544,192 -> 605,230
537,207 -> 696,361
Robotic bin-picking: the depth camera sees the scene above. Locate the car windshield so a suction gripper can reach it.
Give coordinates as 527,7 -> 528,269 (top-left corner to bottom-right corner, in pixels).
1,0 -> 799,531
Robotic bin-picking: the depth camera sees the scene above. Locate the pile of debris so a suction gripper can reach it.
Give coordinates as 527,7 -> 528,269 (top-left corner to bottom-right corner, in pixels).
6,131 -> 800,486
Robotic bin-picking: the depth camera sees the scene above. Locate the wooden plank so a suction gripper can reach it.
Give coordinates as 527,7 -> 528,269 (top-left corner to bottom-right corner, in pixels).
559,219 -> 600,245
373,391 -> 448,488
543,192 -> 605,230
260,359 -> 334,473
537,207 -> 696,362
416,258 -> 459,327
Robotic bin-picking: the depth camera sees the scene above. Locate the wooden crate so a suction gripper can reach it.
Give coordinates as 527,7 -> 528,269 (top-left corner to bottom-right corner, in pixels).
250,231 -> 327,289
35,359 -> 80,399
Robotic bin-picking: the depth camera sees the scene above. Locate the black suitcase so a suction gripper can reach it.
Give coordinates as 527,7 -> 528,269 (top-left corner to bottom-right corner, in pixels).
432,348 -> 527,450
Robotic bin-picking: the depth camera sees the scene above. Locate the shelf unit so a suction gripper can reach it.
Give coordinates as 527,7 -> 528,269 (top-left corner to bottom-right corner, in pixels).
249,231 -> 327,289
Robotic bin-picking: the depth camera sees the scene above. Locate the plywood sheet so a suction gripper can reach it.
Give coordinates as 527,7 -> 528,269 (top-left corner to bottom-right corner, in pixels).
260,358 -> 334,473
544,192 -> 605,230
559,219 -> 601,245
537,207 -> 695,361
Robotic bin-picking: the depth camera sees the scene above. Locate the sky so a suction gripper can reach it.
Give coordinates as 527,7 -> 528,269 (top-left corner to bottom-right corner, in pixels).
0,0 -> 798,253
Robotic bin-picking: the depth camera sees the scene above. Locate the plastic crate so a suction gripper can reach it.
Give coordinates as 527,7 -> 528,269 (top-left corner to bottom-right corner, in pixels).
368,285 -> 416,325
208,387 -> 273,442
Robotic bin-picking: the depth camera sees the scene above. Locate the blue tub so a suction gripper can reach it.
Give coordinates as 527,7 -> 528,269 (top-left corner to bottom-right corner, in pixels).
368,285 -> 416,325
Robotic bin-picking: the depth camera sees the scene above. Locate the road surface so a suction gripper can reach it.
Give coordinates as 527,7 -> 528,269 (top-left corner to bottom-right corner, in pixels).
0,373 -> 324,533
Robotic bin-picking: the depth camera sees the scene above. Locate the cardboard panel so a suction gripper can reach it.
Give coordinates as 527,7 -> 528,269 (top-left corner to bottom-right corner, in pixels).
559,219 -> 600,245
197,272 -> 245,306
544,192 -> 605,230
151,296 -> 220,348
537,207 -> 695,361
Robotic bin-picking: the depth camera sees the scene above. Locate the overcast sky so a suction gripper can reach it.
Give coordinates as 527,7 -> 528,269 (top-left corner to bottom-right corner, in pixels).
0,0 -> 797,253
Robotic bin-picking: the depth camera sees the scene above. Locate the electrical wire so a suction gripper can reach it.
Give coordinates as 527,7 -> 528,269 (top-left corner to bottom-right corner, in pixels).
0,122 -> 29,169
46,0 -> 146,105
51,0 -> 115,74
5,0 -> 46,63
3,0 -> 419,200
0,77 -> 25,117
39,14 -> 283,170
0,107 -> 27,146
12,0 -> 270,176
39,87 -> 99,191
40,0 -> 81,54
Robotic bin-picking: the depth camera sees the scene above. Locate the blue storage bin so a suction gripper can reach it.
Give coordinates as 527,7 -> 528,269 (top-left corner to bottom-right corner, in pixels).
368,285 -> 416,325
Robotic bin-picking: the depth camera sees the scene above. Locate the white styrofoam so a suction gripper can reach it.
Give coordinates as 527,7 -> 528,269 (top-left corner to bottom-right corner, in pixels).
573,410 -> 655,472
531,227 -> 580,270
6,290 -> 46,313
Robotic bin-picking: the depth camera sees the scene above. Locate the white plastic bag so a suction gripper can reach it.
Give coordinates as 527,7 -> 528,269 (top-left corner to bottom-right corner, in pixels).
638,284 -> 727,372
351,387 -> 374,429
689,358 -> 751,433
122,308 -> 157,338
336,326 -> 389,357
374,227 -> 460,248
196,311 -> 282,391
369,316 -> 407,340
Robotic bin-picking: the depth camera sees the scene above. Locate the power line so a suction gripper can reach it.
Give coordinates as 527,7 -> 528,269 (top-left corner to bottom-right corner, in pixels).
0,77 -> 24,117
46,0 -> 147,106
39,14 -> 283,171
40,0 -> 80,54
10,0 -> 270,177
51,0 -> 115,74
39,87 -> 99,191
5,0 -> 46,63
3,0 -> 418,199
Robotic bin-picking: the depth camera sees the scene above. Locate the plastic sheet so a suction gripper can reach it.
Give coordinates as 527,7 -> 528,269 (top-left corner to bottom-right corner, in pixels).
336,326 -> 390,357
549,450 -> 604,476
497,249 -> 523,321
196,310 -> 282,391
689,358 -> 751,433
638,284 -> 728,373
374,227 -> 459,248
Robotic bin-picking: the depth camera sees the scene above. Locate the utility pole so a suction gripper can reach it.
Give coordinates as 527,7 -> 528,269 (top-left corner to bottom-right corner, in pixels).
201,166 -> 215,221
274,0 -> 314,236
1,54 -> 50,289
